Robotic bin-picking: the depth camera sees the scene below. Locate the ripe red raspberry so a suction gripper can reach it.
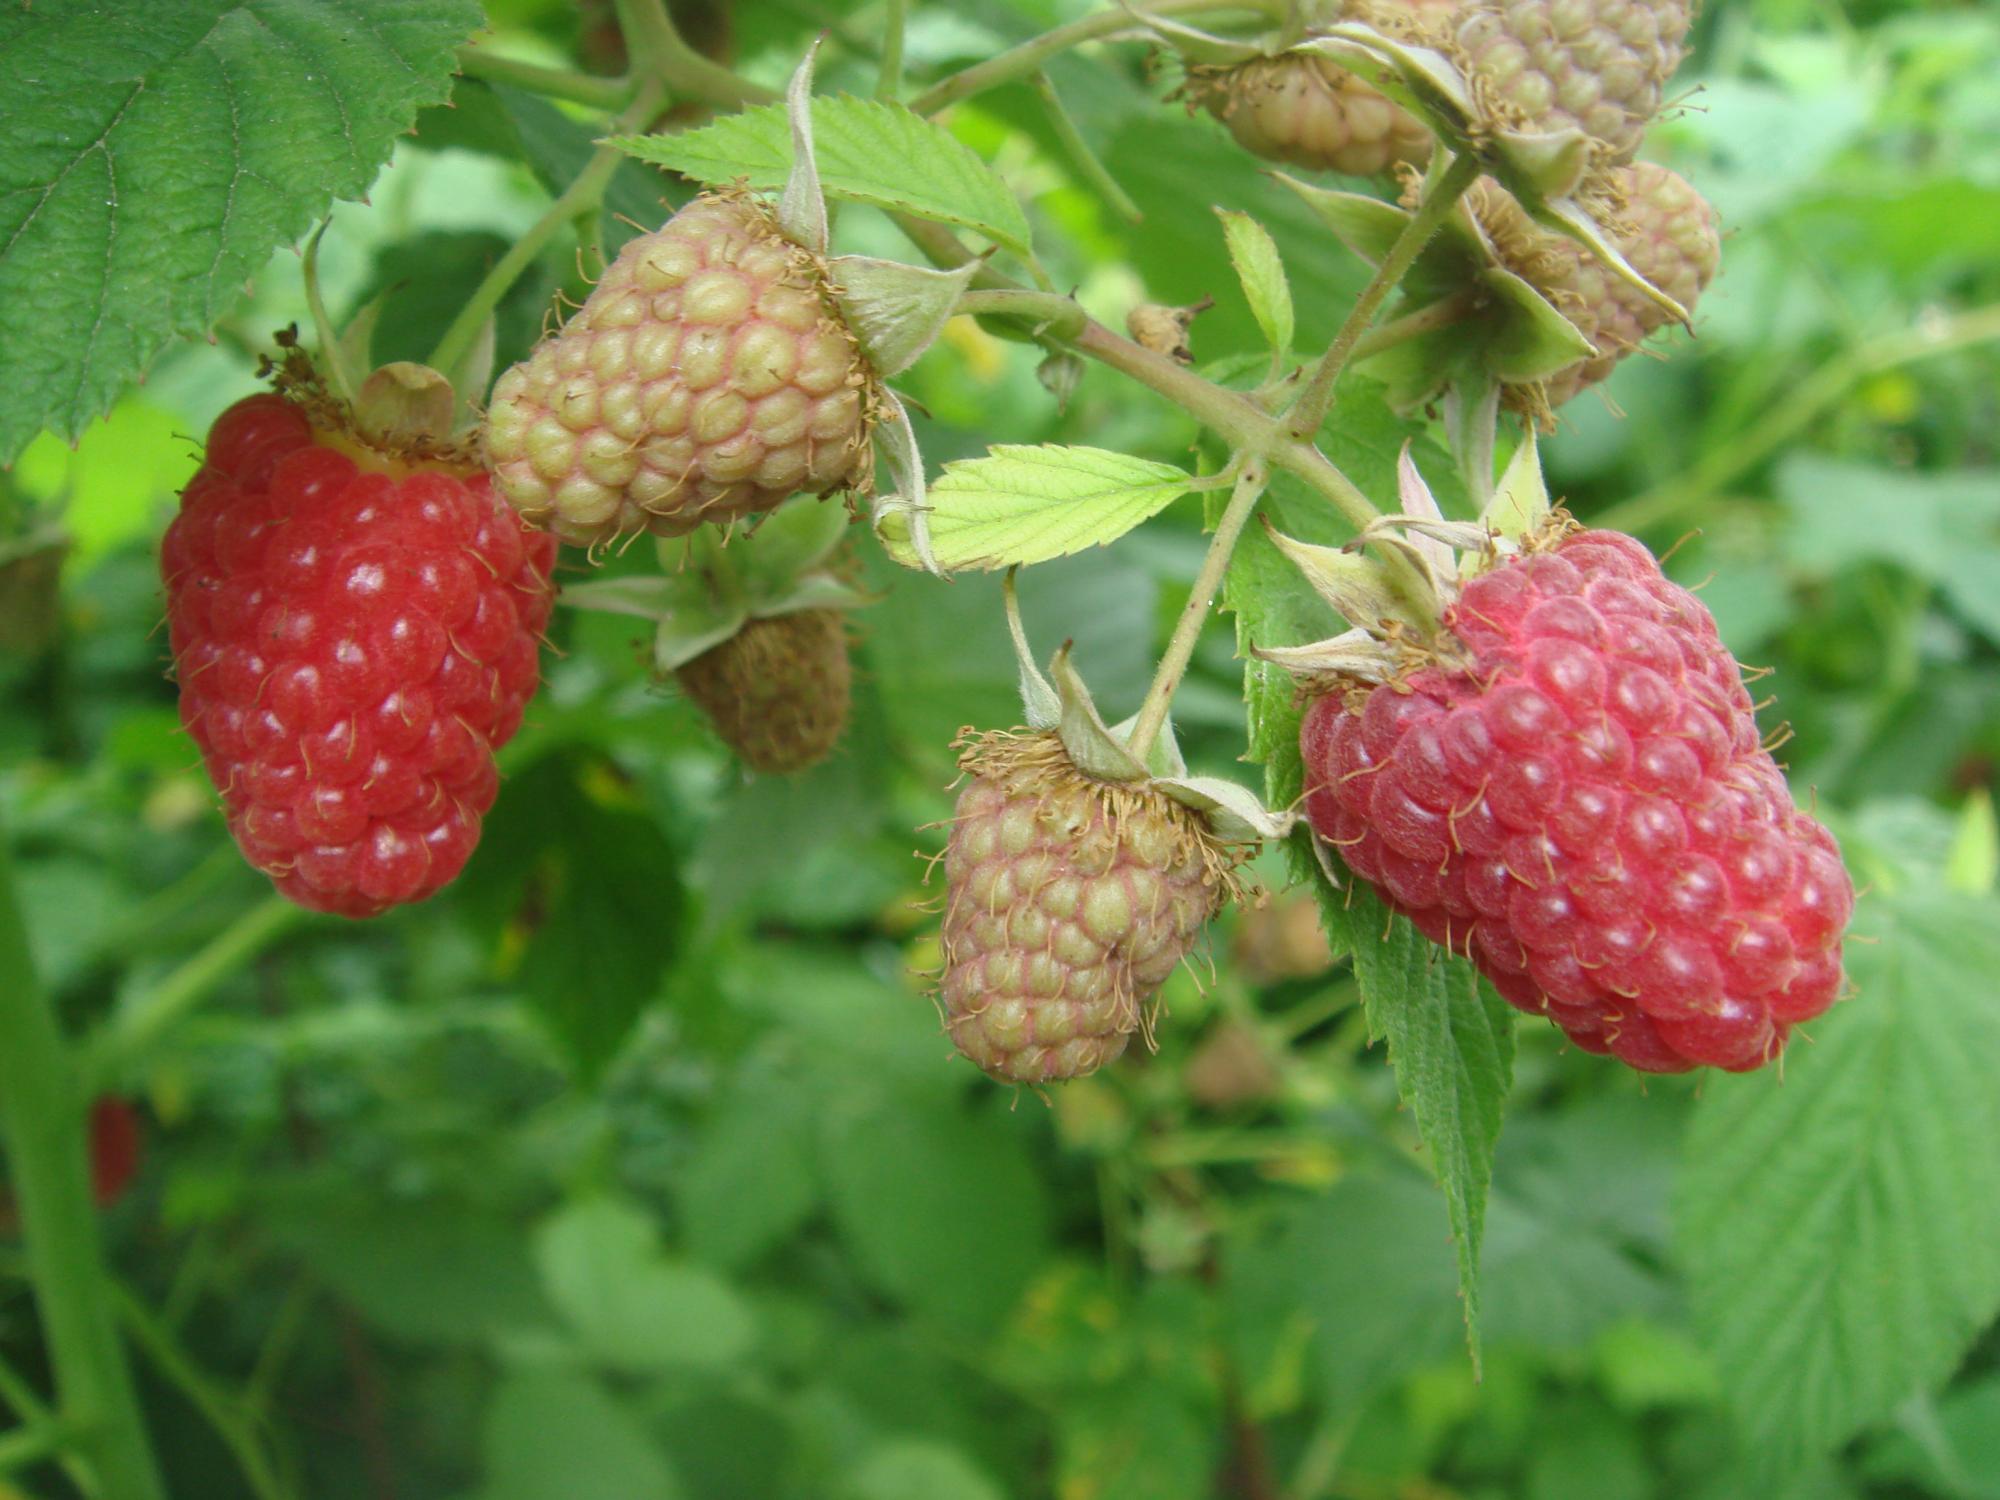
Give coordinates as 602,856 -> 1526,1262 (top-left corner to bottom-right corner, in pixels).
1300,527 -> 1852,1073
163,393 -> 556,917
939,732 -> 1234,1084
484,194 -> 879,548
89,1097 -> 143,1208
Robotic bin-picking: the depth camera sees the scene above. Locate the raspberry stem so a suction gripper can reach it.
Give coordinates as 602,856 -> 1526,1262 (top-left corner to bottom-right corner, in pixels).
612,0 -> 777,110
878,0 -> 908,98
1285,149 -> 1483,440
1034,71 -> 1145,223
85,895 -> 306,1088
426,77 -> 668,379
1128,459 -> 1269,761
907,0 -> 1286,115
454,46 -> 633,111
0,812 -> 167,1500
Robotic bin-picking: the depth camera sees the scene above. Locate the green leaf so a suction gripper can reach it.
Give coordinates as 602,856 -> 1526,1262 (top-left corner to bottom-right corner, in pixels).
677,1054 -> 823,1270
1677,887 -> 2000,1472
462,755 -> 686,1079
608,95 -> 1033,260
1225,1165 -> 1666,1416
842,1440 -> 1007,1500
1055,1385 -> 1218,1500
824,1093 -> 1052,1335
482,1369 -> 682,1500
258,1188 -> 554,1347
877,446 -> 1195,573
0,0 -> 482,462
1216,209 -> 1294,356
1776,454 -> 2000,647
534,1196 -> 758,1374
1302,857 -> 1516,1374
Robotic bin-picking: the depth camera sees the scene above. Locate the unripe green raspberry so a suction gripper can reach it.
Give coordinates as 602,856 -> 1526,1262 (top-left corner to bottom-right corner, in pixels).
485,194 -> 879,547
675,608 -> 851,774
937,733 -> 1235,1085
1473,160 -> 1718,407
1453,0 -> 1693,162
1190,52 -> 1434,177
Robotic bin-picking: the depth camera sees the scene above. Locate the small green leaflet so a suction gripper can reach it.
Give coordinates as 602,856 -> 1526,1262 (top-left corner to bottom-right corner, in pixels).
1216,209 -> 1294,356
609,94 -> 1034,261
0,0 -> 483,462
878,446 -> 1196,573
1677,886 -> 2000,1474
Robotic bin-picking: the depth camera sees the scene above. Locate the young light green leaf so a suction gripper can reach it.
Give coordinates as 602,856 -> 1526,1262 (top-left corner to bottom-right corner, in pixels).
0,0 -> 483,463
1677,888 -> 2000,1474
877,446 -> 1195,574
609,95 -> 1033,260
1217,209 -> 1294,356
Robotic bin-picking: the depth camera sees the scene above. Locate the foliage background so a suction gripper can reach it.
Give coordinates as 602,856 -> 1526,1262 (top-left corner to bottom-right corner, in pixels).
2,1 -> 1999,1498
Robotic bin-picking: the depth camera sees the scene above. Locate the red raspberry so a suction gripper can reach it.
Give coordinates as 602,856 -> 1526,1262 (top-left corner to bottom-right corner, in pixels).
1299,528 -> 1853,1073
89,1097 -> 143,1207
163,394 -> 556,917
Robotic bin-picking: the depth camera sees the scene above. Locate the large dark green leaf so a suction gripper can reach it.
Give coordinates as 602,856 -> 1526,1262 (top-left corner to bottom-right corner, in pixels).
1678,887 -> 2000,1472
0,0 -> 481,460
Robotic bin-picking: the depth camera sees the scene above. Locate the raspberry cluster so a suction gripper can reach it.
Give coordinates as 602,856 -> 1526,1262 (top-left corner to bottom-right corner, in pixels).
1301,528 -> 1851,1072
484,194 -> 876,548
164,395 -> 556,917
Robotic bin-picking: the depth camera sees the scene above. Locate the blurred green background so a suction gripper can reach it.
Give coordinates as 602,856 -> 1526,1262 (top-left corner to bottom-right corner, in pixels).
3,1 -> 1998,1498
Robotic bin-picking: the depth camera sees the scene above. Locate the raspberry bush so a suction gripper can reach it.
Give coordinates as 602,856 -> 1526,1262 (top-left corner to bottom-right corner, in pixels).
2,2 -> 1997,1498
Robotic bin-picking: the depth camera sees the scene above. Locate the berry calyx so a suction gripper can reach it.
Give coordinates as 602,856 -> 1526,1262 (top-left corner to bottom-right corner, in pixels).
164,378 -> 556,918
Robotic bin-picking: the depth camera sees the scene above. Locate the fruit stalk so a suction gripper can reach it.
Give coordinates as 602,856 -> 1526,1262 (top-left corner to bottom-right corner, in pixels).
426,77 -> 667,377
610,0 -> 775,110
907,0 -> 1287,115
453,46 -> 633,110
0,811 -> 167,1500
1285,149 -> 1482,439
1128,459 -> 1268,760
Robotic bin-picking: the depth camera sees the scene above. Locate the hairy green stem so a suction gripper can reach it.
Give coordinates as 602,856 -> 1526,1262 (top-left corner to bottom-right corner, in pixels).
1286,150 -> 1480,438
0,813 -> 167,1500
956,288 -> 1089,341
908,0 -> 1281,115
454,46 -> 633,110
88,895 -> 305,1087
426,79 -> 667,378
1032,72 -> 1143,223
612,0 -> 775,108
1128,461 -> 1268,761
1595,301 -> 2000,534
878,0 -> 908,98
1346,287 -> 1481,363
